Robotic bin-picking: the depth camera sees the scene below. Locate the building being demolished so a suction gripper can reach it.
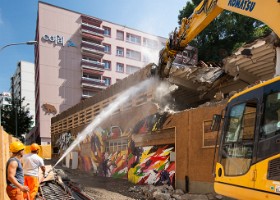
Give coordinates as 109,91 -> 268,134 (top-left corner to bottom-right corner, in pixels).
50,33 -> 279,194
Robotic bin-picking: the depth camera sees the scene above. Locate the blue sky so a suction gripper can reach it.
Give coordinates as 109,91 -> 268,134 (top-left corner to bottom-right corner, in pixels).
0,0 -> 187,92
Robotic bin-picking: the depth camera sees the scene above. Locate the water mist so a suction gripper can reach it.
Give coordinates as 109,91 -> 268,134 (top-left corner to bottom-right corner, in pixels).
52,78 -> 156,169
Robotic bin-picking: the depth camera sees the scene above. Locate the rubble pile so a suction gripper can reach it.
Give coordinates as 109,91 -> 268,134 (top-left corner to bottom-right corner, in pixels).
36,167 -> 92,200
128,185 -> 224,200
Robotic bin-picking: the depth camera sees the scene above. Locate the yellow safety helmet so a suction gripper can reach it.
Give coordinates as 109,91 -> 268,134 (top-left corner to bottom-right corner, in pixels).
10,141 -> 25,153
30,143 -> 40,151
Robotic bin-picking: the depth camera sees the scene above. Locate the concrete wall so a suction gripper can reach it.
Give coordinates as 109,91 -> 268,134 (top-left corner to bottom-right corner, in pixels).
164,105 -> 225,193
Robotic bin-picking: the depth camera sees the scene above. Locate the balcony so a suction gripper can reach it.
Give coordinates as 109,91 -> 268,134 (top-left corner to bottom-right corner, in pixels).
81,41 -> 105,58
81,33 -> 104,42
82,23 -> 104,33
81,15 -> 102,27
82,68 -> 104,76
81,27 -> 104,38
81,77 -> 107,89
81,59 -> 105,70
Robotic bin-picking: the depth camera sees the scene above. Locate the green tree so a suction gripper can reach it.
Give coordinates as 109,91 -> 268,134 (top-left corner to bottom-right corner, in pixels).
1,97 -> 33,141
178,0 -> 270,63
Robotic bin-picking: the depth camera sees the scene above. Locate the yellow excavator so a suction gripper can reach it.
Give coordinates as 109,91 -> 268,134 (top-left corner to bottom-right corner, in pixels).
155,0 -> 280,199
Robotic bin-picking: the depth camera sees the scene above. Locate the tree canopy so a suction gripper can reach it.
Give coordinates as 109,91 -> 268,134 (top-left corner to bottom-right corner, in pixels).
178,0 -> 271,63
1,97 -> 33,142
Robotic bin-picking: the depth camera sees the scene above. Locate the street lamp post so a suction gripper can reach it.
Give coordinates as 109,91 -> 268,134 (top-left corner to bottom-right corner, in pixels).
0,41 -> 37,52
0,40 -> 37,131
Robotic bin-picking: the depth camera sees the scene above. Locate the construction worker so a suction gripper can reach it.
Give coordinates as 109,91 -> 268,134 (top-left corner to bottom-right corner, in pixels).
22,143 -> 45,200
6,141 -> 29,200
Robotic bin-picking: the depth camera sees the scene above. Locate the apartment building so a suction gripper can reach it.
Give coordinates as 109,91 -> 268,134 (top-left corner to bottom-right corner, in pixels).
11,61 -> 36,124
0,92 -> 11,107
32,2 -> 168,144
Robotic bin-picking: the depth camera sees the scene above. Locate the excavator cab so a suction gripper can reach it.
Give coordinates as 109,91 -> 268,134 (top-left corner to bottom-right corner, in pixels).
213,77 -> 280,200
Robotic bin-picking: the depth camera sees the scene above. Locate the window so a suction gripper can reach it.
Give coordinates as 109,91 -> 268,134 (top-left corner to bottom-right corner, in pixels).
257,83 -> 280,162
116,30 -> 124,40
116,63 -> 124,73
221,100 -> 257,176
260,92 -> 280,139
103,44 -> 111,54
103,60 -> 111,70
103,77 -> 111,86
106,138 -> 128,152
143,38 -> 158,48
126,49 -> 141,61
126,33 -> 141,45
126,65 -> 140,74
116,47 -> 124,57
103,26 -> 111,36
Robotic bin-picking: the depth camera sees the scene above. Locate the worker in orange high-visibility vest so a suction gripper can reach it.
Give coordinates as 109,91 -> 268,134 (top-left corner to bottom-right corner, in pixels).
22,143 -> 45,200
6,141 -> 30,200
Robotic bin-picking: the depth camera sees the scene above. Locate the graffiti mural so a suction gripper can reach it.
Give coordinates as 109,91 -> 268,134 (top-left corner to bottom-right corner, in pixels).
55,132 -> 73,151
77,123 -> 175,185
133,112 -> 170,134
128,144 -> 175,185
78,127 -> 128,179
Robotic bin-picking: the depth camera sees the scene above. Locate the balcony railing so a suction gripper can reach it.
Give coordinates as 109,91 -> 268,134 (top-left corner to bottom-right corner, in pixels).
81,28 -> 104,38
81,59 -> 104,67
81,42 -> 105,57
82,77 -> 105,83
82,40 -> 104,47
82,22 -> 104,32
81,48 -> 105,57
81,82 -> 107,90
81,64 -> 105,73
81,24 -> 104,35
81,33 -> 104,42
82,68 -> 104,76
81,15 -> 102,27
81,77 -> 106,89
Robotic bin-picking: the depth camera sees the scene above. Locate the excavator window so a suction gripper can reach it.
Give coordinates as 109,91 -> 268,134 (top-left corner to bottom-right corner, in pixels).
221,100 -> 257,176
260,92 -> 280,139
257,87 -> 280,161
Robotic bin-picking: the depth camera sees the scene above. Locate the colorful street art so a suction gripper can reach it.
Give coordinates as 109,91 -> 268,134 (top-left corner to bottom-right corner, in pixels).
55,132 -> 73,151
128,144 -> 175,186
133,112 -> 170,134
64,112 -> 175,186
78,127 -> 128,179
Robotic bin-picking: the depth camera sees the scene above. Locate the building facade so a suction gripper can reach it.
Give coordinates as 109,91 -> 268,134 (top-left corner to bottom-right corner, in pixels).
0,92 -> 11,133
0,92 -> 11,107
11,61 -> 36,125
33,2 -> 167,144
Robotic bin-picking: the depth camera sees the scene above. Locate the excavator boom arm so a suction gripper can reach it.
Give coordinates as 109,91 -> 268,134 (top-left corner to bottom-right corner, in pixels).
158,0 -> 280,78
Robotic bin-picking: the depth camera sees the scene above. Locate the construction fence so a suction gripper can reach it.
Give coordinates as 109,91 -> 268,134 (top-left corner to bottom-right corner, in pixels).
0,126 -> 51,200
